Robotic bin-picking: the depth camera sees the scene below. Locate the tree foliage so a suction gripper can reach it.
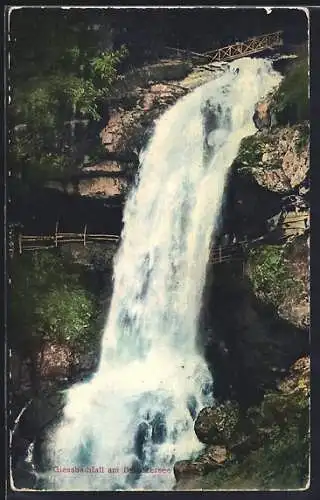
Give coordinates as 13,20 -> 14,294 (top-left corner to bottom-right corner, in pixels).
9,251 -> 99,354
9,9 -> 128,185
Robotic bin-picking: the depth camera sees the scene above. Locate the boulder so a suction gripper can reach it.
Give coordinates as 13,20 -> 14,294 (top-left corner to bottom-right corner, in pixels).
37,342 -> 73,379
200,444 -> 228,465
174,460 -> 210,481
174,445 -> 227,482
194,401 -> 240,445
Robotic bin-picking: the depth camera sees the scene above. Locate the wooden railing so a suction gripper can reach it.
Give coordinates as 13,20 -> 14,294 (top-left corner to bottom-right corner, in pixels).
16,230 -> 245,264
9,208 -> 309,265
205,31 -> 283,63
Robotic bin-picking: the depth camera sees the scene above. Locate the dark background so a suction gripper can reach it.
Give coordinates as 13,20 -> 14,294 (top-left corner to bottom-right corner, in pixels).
108,7 -> 308,59
9,7 -> 308,68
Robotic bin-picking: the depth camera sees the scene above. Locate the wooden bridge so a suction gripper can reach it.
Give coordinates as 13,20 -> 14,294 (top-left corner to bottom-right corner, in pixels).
166,31 -> 283,67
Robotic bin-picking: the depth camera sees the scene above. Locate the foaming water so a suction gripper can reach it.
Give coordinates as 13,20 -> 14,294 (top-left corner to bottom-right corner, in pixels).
44,58 -> 281,491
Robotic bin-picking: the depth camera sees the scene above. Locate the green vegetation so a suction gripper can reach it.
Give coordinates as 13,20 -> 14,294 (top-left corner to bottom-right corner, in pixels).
9,251 -> 99,358
247,245 -> 303,309
272,57 -> 309,126
9,9 -> 128,188
189,389 -> 309,490
233,133 -> 280,174
234,135 -> 264,169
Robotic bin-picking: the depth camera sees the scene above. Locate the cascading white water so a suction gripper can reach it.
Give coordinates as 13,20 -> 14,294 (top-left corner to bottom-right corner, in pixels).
44,58 -> 281,491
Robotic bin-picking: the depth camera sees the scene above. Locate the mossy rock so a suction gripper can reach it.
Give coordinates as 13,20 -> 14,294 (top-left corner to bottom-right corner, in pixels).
194,401 -> 240,446
246,244 -> 304,310
233,134 -> 268,172
246,237 -> 309,329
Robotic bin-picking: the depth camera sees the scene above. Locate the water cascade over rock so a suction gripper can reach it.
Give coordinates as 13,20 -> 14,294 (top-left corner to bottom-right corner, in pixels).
44,58 -> 281,491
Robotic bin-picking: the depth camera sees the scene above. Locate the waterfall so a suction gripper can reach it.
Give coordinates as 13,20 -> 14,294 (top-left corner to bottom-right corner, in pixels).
44,58 -> 281,491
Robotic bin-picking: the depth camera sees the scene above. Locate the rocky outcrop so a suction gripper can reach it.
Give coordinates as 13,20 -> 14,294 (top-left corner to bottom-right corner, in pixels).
277,355 -> 310,396
46,176 -> 127,199
253,100 -> 271,131
82,160 -> 125,173
100,83 -> 187,155
174,445 -> 227,482
247,234 -> 309,330
235,123 -> 309,194
10,344 -> 99,399
45,159 -> 134,199
11,390 -> 67,488
37,343 -> 73,379
109,60 -> 192,101
76,176 -> 127,198
100,58 -> 226,158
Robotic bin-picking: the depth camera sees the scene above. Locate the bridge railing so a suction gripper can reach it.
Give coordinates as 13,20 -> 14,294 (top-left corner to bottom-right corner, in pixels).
164,31 -> 283,67
207,31 -> 283,63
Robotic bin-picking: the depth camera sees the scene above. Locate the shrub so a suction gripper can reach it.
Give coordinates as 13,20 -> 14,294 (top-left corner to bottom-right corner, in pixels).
272,57 -> 309,125
9,250 -> 99,354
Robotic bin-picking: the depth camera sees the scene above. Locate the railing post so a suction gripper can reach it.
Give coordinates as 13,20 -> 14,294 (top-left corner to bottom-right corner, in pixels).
83,224 -> 87,247
18,233 -> 22,255
55,221 -> 59,248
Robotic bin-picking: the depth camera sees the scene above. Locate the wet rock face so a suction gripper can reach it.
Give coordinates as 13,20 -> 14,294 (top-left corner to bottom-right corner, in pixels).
110,60 -> 192,100
11,391 -> 67,488
200,258 -> 309,409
